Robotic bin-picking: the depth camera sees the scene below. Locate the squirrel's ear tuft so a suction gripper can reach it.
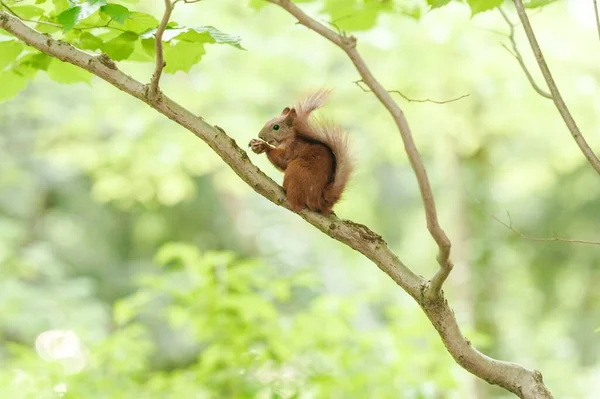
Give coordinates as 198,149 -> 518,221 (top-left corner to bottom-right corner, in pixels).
281,107 -> 291,115
284,108 -> 297,126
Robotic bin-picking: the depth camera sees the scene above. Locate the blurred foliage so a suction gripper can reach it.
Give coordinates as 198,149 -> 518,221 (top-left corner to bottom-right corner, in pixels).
0,243 -> 459,398
1,0 -> 600,399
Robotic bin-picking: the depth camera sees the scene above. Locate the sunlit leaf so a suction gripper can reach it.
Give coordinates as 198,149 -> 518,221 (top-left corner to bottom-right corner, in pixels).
18,52 -> 52,70
248,0 -> 268,9
120,11 -> 158,34
154,242 -> 201,269
0,41 -> 24,70
100,3 -> 132,24
0,70 -> 27,102
468,0 -> 503,15
9,5 -> 46,19
139,26 -> 243,72
47,58 -> 92,83
163,40 -> 206,73
56,1 -> 108,30
52,0 -> 71,14
102,31 -> 138,61
78,31 -> 103,51
140,26 -> 243,49
56,7 -> 81,30
426,0 -> 451,9
524,0 -> 558,8
321,0 -> 393,32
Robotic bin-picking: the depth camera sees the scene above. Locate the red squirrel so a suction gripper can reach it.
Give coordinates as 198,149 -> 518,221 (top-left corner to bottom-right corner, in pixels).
249,89 -> 353,215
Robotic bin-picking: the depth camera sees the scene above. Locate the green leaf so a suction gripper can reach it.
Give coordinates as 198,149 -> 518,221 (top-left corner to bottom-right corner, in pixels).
163,40 -> 206,73
100,4 -> 132,24
191,26 -> 244,49
141,37 -> 155,57
18,52 -> 52,70
10,5 -> 46,19
139,26 -> 243,72
0,71 -> 27,102
0,41 -> 24,70
12,63 -> 39,80
52,0 -> 70,14
101,31 -> 138,60
55,0 -> 106,30
524,0 -> 557,8
56,6 -> 82,30
120,11 -> 158,34
128,40 -> 153,62
47,58 -> 92,83
141,26 -> 243,49
468,0 -> 503,15
249,0 -> 268,9
321,0 -> 393,32
78,31 -> 103,50
426,0 -> 452,9
154,242 -> 201,268
79,0 -> 107,19
250,0 -> 313,8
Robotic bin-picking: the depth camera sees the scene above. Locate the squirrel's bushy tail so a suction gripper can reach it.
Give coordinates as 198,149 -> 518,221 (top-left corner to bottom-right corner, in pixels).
294,89 -> 354,207
295,88 -> 332,118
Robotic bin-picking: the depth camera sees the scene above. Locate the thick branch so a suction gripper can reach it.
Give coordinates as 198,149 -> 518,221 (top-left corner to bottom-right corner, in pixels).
513,0 -> 600,177
498,8 -> 551,99
0,10 -> 553,399
266,0 -> 454,299
149,0 -> 175,99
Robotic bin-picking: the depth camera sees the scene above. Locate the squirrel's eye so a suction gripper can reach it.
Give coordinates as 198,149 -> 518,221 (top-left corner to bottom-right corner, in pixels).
273,124 -> 280,131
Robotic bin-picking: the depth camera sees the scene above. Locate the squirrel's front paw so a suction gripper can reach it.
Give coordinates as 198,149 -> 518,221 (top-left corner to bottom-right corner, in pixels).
249,139 -> 269,154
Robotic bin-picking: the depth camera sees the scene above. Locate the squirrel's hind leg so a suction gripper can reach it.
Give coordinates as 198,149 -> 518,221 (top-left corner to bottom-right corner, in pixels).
283,167 -> 306,212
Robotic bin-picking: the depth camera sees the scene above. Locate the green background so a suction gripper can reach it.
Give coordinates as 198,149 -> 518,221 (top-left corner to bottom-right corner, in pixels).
0,0 -> 599,398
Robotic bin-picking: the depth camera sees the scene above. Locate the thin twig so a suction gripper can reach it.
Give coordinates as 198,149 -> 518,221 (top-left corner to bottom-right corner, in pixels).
78,20 -> 129,33
0,0 -> 62,28
514,0 -> 600,177
469,193 -> 600,246
266,0 -> 453,299
498,8 -> 551,99
0,1 -> 128,31
149,0 -> 175,100
495,212 -> 600,246
0,0 -> 17,16
354,80 -> 469,105
594,0 -> 600,42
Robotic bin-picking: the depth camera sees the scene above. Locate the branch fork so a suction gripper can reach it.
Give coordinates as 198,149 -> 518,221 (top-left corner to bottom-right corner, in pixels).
512,0 -> 600,177
0,6 -> 554,398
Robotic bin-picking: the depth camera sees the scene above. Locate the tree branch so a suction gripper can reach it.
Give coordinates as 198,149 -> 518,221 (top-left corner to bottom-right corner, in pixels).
149,0 -> 175,100
265,0 -> 454,300
594,0 -> 600,42
495,212 -> 600,246
353,79 -> 469,105
498,8 -> 551,99
0,9 -> 553,399
513,0 -> 600,177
